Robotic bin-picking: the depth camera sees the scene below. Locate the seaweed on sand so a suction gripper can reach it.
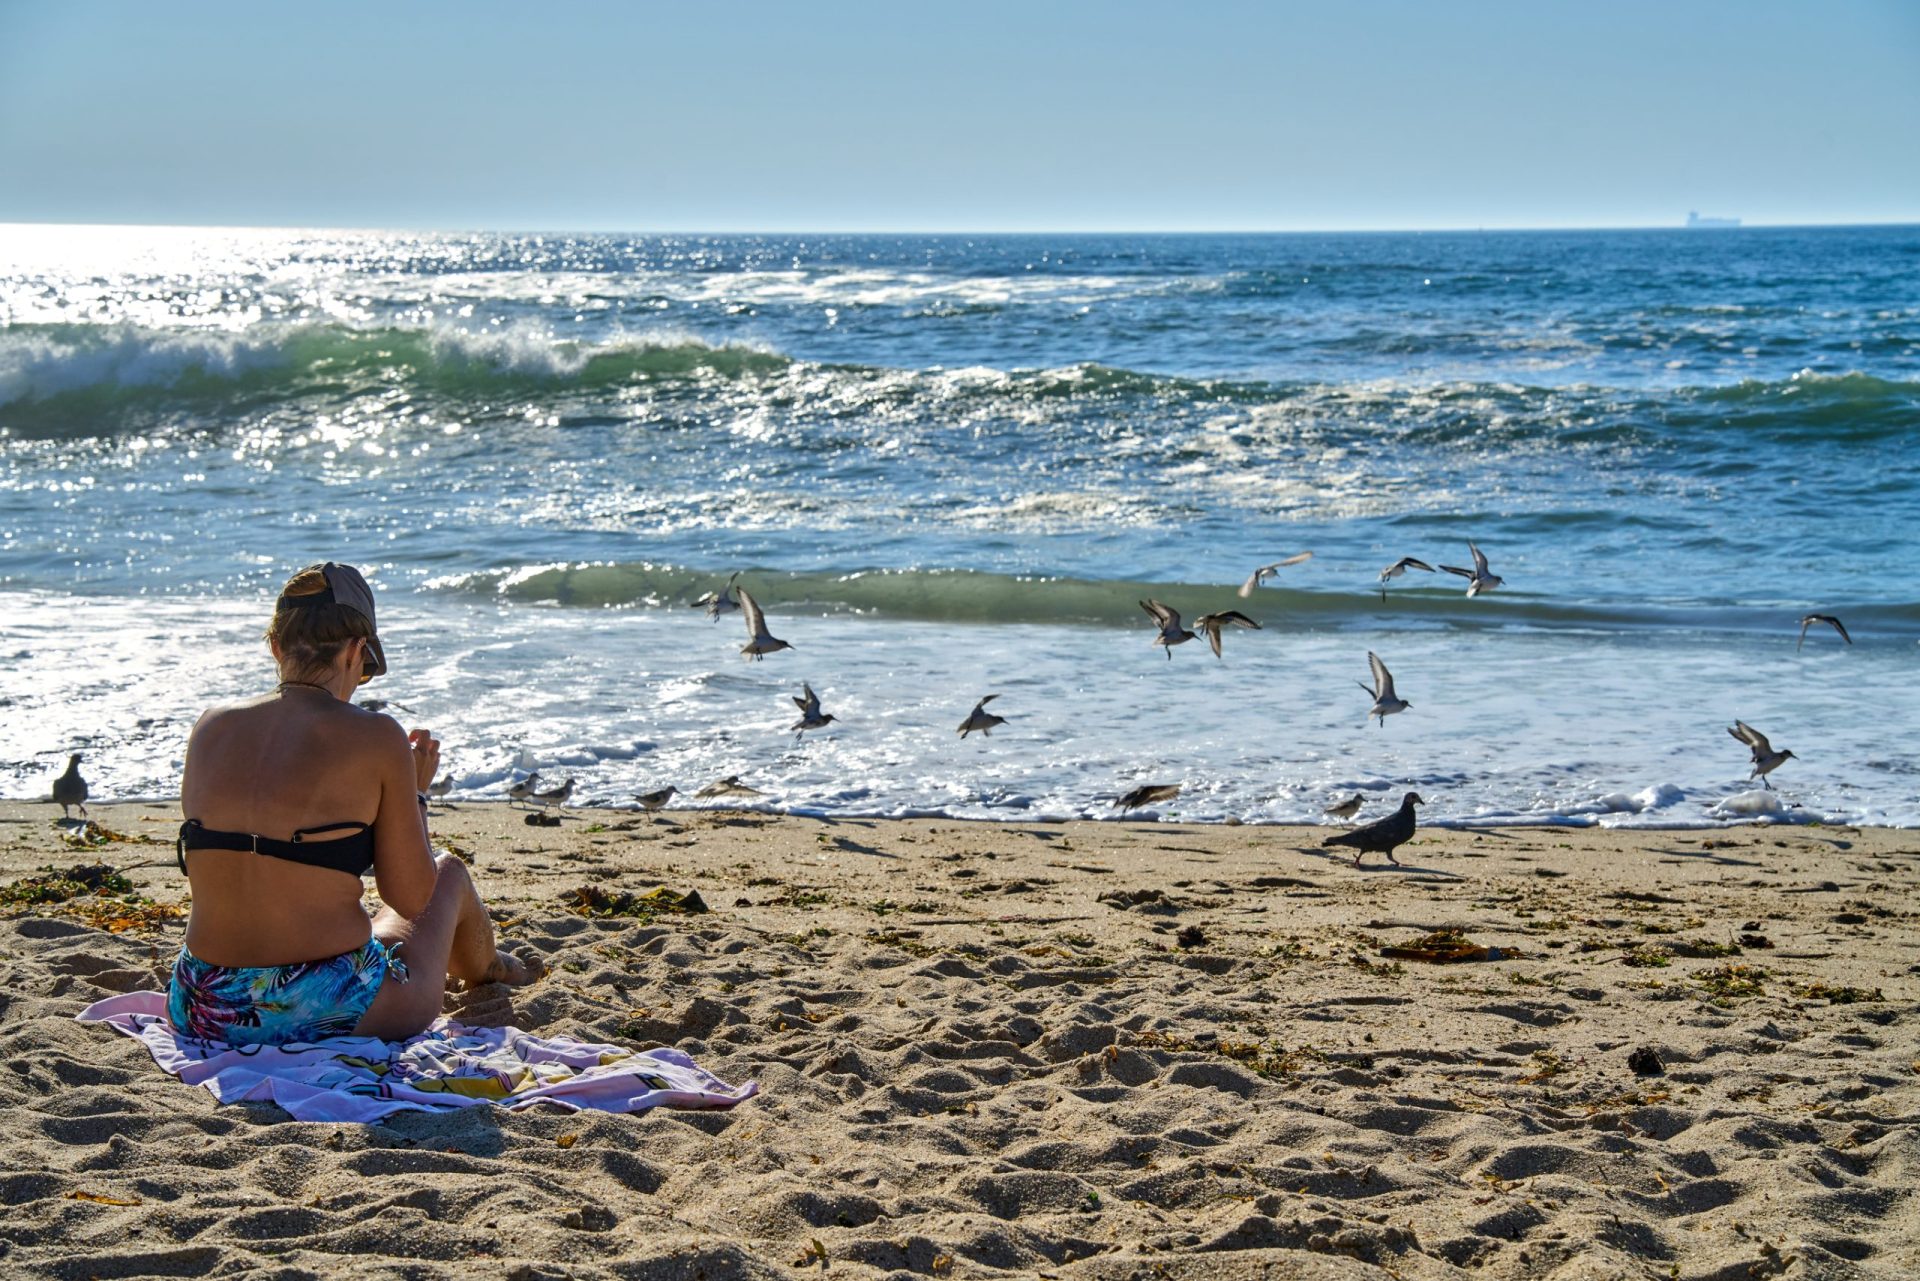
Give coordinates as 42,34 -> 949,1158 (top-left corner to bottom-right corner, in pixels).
565,884 -> 710,920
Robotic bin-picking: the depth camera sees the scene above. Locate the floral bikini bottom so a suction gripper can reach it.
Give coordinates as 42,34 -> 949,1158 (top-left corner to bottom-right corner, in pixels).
167,937 -> 407,1046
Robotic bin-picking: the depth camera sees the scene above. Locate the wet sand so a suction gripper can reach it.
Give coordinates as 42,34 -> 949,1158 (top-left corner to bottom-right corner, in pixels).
2,800 -> 1916,1279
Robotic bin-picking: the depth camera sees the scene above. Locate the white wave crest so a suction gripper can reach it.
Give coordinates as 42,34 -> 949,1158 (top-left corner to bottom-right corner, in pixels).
0,324 -> 295,405
423,320 -> 784,377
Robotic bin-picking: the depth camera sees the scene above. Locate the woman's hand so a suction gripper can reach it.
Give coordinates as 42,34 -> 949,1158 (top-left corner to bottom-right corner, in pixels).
408,729 -> 441,793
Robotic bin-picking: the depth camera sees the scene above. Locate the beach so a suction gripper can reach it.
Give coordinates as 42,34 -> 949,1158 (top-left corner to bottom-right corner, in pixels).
4,800 -> 1915,1279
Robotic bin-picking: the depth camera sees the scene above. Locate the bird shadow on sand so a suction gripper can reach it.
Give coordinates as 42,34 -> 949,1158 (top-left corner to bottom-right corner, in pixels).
1289,846 -> 1465,879
1650,845 -> 1764,868
828,836 -> 901,860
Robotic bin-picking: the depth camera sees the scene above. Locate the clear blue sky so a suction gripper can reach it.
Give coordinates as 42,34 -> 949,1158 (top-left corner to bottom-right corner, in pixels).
2,0 -> 1916,232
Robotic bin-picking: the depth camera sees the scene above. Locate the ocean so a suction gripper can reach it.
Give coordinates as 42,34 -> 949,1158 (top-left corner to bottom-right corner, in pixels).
2,224 -> 1916,826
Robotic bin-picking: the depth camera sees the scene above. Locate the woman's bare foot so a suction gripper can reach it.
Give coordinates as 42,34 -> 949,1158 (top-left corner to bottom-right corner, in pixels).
476,949 -> 543,987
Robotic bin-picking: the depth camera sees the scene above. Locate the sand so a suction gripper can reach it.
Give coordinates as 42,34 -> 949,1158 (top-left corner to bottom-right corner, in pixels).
1,800 -> 1915,1280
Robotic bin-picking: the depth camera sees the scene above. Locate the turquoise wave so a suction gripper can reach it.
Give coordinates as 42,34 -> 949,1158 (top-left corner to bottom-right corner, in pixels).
5,320 -> 1916,425
441,562 -> 1920,637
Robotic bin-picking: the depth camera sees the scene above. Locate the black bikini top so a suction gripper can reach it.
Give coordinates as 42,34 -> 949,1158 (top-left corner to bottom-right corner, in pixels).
177,819 -> 376,878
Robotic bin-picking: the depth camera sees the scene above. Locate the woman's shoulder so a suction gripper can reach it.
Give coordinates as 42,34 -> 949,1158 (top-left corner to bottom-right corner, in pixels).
192,696 -> 408,743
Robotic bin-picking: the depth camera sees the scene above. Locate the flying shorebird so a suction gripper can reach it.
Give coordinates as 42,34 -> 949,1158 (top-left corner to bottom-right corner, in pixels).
1439,542 -> 1503,597
957,695 -> 1006,738
52,753 -> 88,819
1377,556 -> 1436,601
1322,794 -> 1364,821
791,682 -> 838,740
1140,599 -> 1196,658
506,772 -> 541,808
1114,783 -> 1180,812
1194,610 -> 1262,660
1728,721 -> 1795,789
531,777 -> 575,810
693,572 -> 741,622
1238,551 -> 1314,598
1323,791 -> 1425,867
737,588 -> 791,661
1358,651 -> 1410,727
696,775 -> 765,799
1796,614 -> 1852,652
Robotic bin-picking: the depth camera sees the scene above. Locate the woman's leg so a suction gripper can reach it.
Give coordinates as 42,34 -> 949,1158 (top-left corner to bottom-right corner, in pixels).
352,853 -> 537,1040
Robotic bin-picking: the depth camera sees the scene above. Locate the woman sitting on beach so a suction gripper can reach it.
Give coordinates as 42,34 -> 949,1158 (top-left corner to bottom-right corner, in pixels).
170,562 -> 536,1045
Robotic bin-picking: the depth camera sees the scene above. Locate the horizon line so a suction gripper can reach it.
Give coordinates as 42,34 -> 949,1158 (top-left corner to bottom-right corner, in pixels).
4,218 -> 1918,238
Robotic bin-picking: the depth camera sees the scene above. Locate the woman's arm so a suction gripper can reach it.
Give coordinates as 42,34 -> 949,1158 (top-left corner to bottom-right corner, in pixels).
370,718 -> 438,919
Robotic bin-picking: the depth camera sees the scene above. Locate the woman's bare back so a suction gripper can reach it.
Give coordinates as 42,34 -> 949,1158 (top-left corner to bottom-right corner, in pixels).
180,689 -> 401,966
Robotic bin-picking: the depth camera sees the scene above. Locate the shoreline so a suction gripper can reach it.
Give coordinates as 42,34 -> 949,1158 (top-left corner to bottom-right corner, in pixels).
3,801 -> 1916,1277
12,793 -> 1909,834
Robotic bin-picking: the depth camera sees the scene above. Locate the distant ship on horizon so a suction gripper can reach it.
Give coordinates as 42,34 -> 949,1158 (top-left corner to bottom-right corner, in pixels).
1686,211 -> 1742,228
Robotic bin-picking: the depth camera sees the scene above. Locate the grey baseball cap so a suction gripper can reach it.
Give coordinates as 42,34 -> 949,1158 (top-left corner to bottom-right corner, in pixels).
277,562 -> 388,682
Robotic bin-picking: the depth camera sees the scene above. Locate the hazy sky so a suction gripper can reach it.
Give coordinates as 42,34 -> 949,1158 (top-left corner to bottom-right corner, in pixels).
3,0 -> 1916,232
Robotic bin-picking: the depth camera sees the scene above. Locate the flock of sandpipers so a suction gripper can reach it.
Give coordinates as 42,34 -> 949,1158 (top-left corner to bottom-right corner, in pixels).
39,544 -> 1855,867
448,544 -> 1853,867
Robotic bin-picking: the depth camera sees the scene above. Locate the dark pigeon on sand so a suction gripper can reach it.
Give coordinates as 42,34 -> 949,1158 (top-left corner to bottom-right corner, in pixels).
1322,791 -> 1424,866
52,753 -> 88,819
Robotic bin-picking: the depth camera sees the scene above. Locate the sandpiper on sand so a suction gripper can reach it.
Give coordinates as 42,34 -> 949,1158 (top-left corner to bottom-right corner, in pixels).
530,777 -> 575,810
1322,794 -> 1364,821
506,772 -> 541,808
635,786 -> 679,814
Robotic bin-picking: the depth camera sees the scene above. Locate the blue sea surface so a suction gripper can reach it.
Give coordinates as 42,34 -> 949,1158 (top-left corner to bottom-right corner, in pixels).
2,225 -> 1916,824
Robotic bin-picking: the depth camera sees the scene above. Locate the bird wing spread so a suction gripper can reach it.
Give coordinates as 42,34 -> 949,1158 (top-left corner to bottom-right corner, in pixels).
738,587 -> 767,635
1140,599 -> 1178,629
1368,651 -> 1395,701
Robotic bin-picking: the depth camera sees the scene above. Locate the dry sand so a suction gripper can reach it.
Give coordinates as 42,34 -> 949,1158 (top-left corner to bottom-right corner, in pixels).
1,799 -> 1915,1280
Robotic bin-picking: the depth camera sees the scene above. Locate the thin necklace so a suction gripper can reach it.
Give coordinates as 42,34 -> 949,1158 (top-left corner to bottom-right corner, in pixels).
276,679 -> 334,696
